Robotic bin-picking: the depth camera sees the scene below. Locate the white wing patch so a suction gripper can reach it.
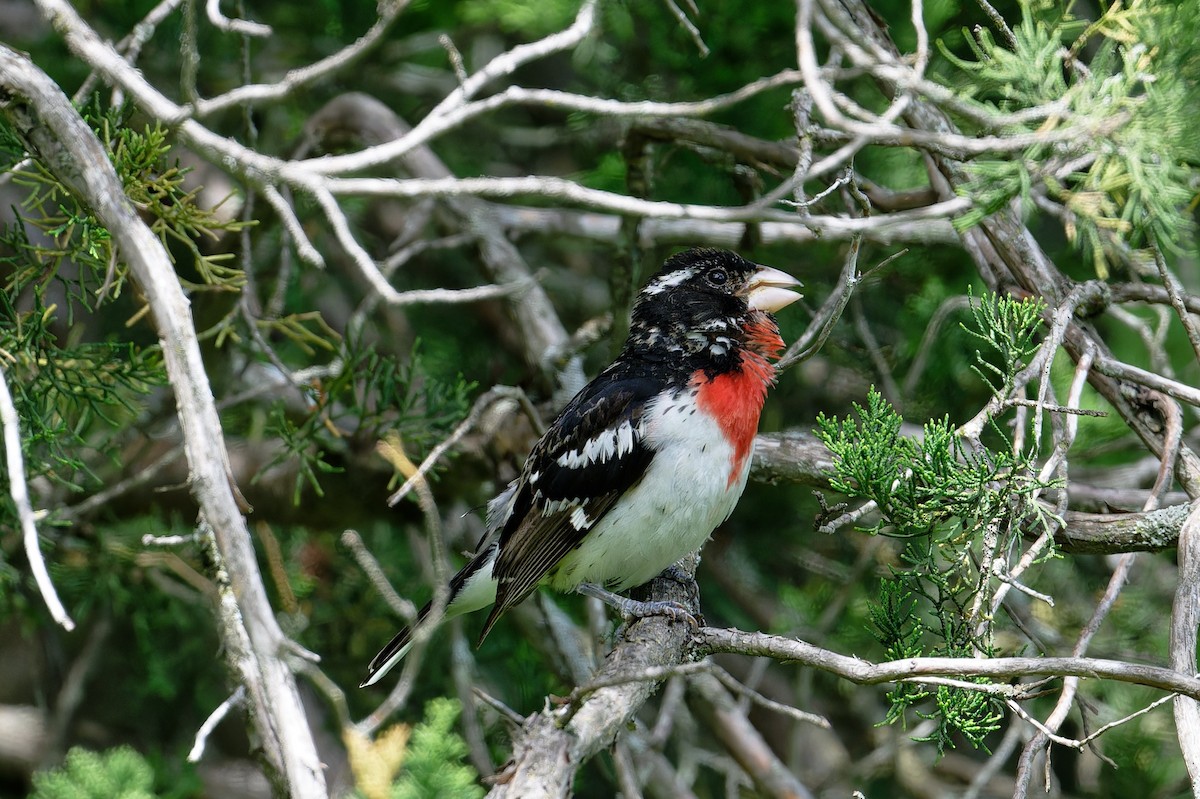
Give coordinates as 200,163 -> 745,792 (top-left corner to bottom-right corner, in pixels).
542,497 -> 581,516
569,506 -> 593,530
555,420 -> 640,469
618,419 -> 639,458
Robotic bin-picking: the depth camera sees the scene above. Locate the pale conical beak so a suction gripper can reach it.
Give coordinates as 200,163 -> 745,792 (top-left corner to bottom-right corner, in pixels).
742,265 -> 802,313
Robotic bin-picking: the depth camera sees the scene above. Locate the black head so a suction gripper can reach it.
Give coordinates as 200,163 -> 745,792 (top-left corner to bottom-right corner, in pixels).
624,248 -> 801,368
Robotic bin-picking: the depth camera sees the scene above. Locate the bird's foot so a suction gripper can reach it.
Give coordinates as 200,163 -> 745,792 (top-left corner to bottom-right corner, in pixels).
576,582 -> 700,629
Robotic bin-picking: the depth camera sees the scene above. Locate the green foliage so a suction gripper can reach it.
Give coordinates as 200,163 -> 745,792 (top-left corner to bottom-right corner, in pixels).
816,291 -> 1052,751
941,0 -> 1200,275
1,101 -> 247,314
46,516 -> 225,716
257,335 -> 475,504
459,0 -> 579,36
817,389 -> 1009,749
960,287 -> 1044,396
921,681 -> 1003,751
32,746 -> 159,799
818,387 -> 1042,539
391,699 -> 484,799
348,699 -> 483,799
870,581 -> 932,723
0,98 -> 243,508
0,288 -> 165,495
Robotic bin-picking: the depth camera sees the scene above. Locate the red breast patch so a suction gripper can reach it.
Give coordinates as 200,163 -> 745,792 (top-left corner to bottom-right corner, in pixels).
694,319 -> 783,488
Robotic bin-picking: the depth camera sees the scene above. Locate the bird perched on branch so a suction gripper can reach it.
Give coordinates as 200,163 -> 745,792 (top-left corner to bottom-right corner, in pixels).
362,247 -> 801,687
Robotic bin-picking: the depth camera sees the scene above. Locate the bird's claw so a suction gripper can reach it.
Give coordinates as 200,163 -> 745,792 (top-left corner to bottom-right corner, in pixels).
576,582 -> 700,629
622,598 -> 700,630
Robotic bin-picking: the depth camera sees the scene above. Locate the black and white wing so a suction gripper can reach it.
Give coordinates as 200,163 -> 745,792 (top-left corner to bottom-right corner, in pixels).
477,368 -> 662,642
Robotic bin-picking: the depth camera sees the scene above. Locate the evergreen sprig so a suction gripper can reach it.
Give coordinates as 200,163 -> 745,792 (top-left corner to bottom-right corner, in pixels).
1,101 -> 248,316
940,0 -> 1200,275
256,334 -> 475,504
818,390 -> 1031,540
346,698 -> 483,799
31,747 -> 159,799
390,698 -> 483,799
816,290 -> 1048,751
0,288 -> 165,494
960,287 -> 1044,397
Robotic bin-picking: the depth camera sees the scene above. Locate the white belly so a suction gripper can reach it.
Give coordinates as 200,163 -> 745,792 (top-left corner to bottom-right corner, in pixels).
547,388 -> 752,592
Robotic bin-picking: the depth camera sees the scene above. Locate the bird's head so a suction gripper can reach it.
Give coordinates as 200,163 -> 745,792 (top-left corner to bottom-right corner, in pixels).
627,248 -> 802,363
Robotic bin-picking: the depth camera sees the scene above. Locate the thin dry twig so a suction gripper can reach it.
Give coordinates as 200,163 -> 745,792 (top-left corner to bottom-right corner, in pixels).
204,0 -> 270,38
188,686 -> 247,762
1150,237 -> 1200,367
776,234 -> 863,372
197,0 -> 405,116
342,529 -> 416,621
662,0 -> 709,57
0,363 -> 75,631
386,386 -> 542,509
974,0 -> 1018,47
709,666 -> 830,728
698,626 -> 1200,700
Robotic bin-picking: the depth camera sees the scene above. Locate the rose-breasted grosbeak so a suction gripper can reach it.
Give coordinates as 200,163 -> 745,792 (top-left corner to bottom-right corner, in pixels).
362,247 -> 800,687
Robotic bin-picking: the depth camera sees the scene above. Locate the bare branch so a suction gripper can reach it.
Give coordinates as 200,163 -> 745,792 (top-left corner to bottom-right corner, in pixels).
662,0 -> 709,56
259,185 -> 325,269
697,627 -> 1200,700
293,0 -> 600,175
1112,282 -> 1200,315
1172,502 -> 1200,784
486,563 -> 702,798
974,0 -> 1018,48
488,204 -> 960,246
1150,237 -> 1200,366
342,529 -> 416,621
1093,353 -> 1200,409
204,0 -> 270,38
0,43 -> 326,797
688,672 -> 817,799
796,0 -> 1118,160
188,686 -> 247,762
776,235 -> 864,372
195,0 -> 406,116
325,174 -> 972,227
0,362 -> 75,631
387,386 -> 536,507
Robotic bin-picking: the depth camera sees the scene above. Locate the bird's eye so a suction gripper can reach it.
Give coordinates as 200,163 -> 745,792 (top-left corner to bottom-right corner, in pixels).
707,268 -> 728,286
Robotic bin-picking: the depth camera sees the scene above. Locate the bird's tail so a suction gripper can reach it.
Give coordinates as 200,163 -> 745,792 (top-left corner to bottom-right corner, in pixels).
360,544 -> 499,687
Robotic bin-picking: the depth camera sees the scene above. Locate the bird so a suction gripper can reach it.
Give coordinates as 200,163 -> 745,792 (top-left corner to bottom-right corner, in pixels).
361,247 -> 801,687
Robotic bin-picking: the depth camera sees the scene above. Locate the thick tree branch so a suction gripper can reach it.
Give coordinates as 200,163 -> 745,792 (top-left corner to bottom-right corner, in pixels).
486,563 -> 702,799
1173,502 -> 1200,790
0,45 -> 325,798
488,204 -> 959,247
